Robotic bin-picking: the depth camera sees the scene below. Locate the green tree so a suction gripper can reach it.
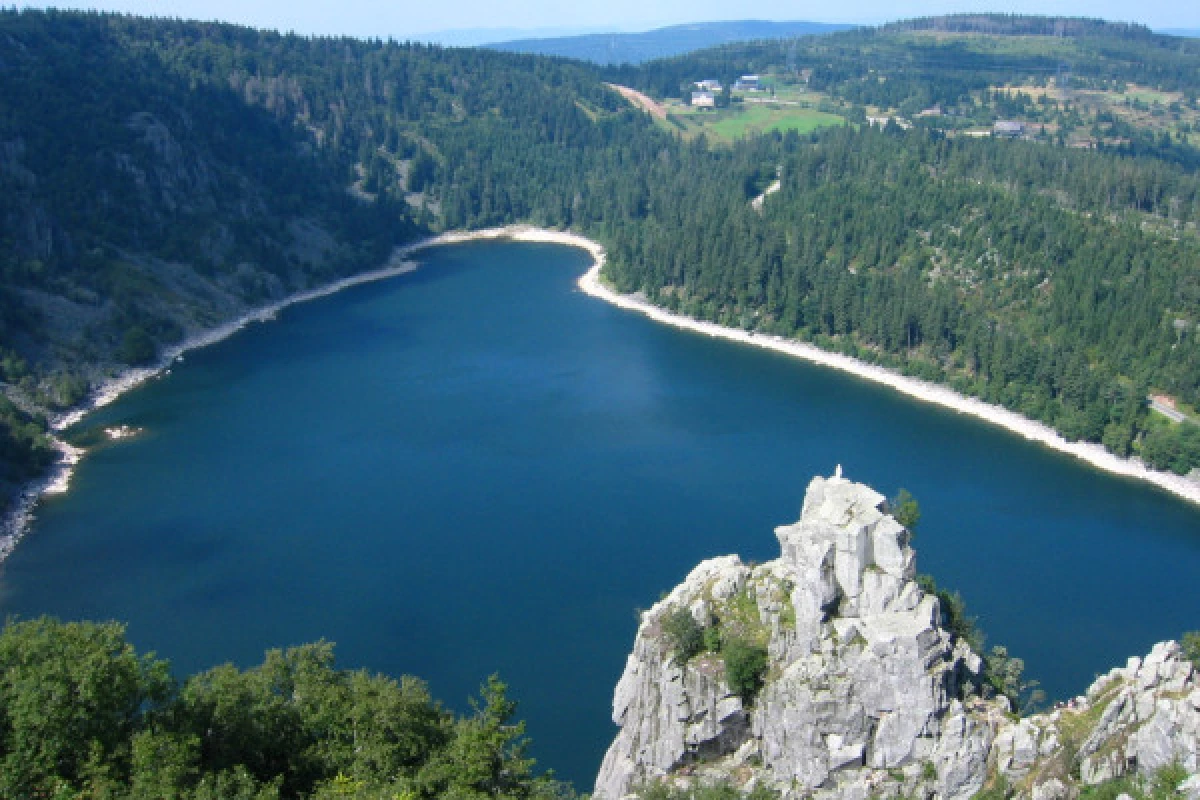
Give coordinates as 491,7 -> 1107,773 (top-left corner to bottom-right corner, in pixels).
129,730 -> 203,800
722,637 -> 768,704
414,676 -> 561,800
984,645 -> 1045,713
0,618 -> 570,799
0,617 -> 172,797
1182,631 -> 1200,668
890,489 -> 921,531
661,607 -> 705,664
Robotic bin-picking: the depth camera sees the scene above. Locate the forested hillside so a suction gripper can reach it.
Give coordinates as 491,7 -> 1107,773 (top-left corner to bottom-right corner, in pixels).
595,15 -> 1200,474
0,9 -> 655,404
2,10 -> 1200,512
599,126 -> 1200,465
0,10 -> 670,510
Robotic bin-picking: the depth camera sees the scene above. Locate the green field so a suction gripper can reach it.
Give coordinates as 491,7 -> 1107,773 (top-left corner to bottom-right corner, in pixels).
669,103 -> 846,142
707,104 -> 847,139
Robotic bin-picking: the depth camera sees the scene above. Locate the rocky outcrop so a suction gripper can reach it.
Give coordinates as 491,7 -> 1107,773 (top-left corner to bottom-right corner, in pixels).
994,641 -> 1200,789
594,472 -> 1200,800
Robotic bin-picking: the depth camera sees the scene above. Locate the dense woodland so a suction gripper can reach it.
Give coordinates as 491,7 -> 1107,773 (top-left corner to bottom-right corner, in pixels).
0,11 -> 1199,494
598,126 -> 1200,468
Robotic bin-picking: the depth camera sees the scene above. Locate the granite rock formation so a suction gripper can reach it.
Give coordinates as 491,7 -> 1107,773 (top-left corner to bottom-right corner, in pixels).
594,472 -> 1199,800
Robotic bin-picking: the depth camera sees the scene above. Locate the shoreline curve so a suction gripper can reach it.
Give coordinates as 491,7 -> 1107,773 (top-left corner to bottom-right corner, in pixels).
569,234 -> 1200,509
4,224 -> 1198,561
0,225 -> 572,560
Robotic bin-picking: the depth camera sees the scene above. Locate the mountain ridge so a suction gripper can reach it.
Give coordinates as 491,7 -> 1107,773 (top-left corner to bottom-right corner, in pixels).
487,20 -> 853,65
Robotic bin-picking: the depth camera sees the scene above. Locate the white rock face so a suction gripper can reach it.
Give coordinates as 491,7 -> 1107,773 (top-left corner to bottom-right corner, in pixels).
1075,641 -> 1199,784
593,473 -> 1200,800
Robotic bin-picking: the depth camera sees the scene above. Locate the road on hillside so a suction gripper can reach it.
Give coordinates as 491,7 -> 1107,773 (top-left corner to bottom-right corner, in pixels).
606,83 -> 667,120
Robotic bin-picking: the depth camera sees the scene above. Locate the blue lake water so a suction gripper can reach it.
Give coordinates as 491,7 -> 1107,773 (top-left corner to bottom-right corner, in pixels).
2,240 -> 1199,789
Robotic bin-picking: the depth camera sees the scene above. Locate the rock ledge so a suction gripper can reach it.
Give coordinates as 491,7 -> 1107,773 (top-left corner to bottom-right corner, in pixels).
594,473 -> 1199,800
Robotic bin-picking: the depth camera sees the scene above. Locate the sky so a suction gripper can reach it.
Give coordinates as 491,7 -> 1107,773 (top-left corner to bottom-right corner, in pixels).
15,0 -> 1200,40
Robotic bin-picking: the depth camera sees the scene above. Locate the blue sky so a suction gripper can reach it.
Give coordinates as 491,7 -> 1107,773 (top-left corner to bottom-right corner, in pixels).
17,0 -> 1200,39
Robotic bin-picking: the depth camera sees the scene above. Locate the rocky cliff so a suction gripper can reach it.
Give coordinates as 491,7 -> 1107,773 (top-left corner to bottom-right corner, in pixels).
594,472 -> 1200,800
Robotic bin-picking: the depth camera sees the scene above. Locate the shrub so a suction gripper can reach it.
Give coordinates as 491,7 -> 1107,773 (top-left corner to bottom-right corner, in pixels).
972,774 -> 1011,800
1182,630 -> 1200,668
723,637 -> 768,704
984,645 -> 1045,713
1149,762 -> 1189,800
890,489 -> 921,531
916,574 -> 981,651
661,608 -> 704,664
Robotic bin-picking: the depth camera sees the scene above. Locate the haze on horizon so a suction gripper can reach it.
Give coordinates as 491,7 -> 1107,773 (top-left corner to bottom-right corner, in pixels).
14,0 -> 1200,41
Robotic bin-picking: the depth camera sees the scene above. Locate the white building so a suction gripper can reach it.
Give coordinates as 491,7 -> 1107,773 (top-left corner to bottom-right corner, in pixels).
993,119 -> 1025,137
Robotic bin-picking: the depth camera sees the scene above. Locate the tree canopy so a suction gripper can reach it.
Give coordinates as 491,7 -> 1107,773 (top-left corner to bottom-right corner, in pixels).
0,617 -> 572,800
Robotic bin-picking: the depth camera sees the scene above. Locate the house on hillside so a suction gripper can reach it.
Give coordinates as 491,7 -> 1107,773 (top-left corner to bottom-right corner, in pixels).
993,119 -> 1025,137
694,79 -> 722,91
867,115 -> 911,130
734,74 -> 761,91
691,91 -> 716,109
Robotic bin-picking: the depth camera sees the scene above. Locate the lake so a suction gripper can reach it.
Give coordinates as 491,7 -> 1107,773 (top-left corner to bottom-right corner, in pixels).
2,240 -> 1199,789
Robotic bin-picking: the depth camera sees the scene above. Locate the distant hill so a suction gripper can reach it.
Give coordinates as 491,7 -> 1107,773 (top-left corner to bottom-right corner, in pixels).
881,14 -> 1155,38
486,20 -> 853,65
1161,28 -> 1200,39
416,25 -> 608,48
605,14 -> 1200,102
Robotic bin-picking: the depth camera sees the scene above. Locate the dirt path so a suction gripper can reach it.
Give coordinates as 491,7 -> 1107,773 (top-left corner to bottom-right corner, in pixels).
606,83 -> 667,120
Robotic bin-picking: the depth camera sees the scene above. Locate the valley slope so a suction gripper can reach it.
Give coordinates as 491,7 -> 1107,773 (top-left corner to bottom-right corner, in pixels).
2,11 -> 1199,513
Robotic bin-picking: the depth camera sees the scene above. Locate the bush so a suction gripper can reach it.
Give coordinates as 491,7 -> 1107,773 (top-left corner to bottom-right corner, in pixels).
917,574 -> 1044,711
984,645 -> 1044,713
972,774 -> 1011,800
661,608 -> 704,664
1150,762 -> 1190,800
1182,630 -> 1200,668
1077,762 -> 1189,800
722,637 -> 768,704
916,574 -> 981,650
890,488 -> 921,531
